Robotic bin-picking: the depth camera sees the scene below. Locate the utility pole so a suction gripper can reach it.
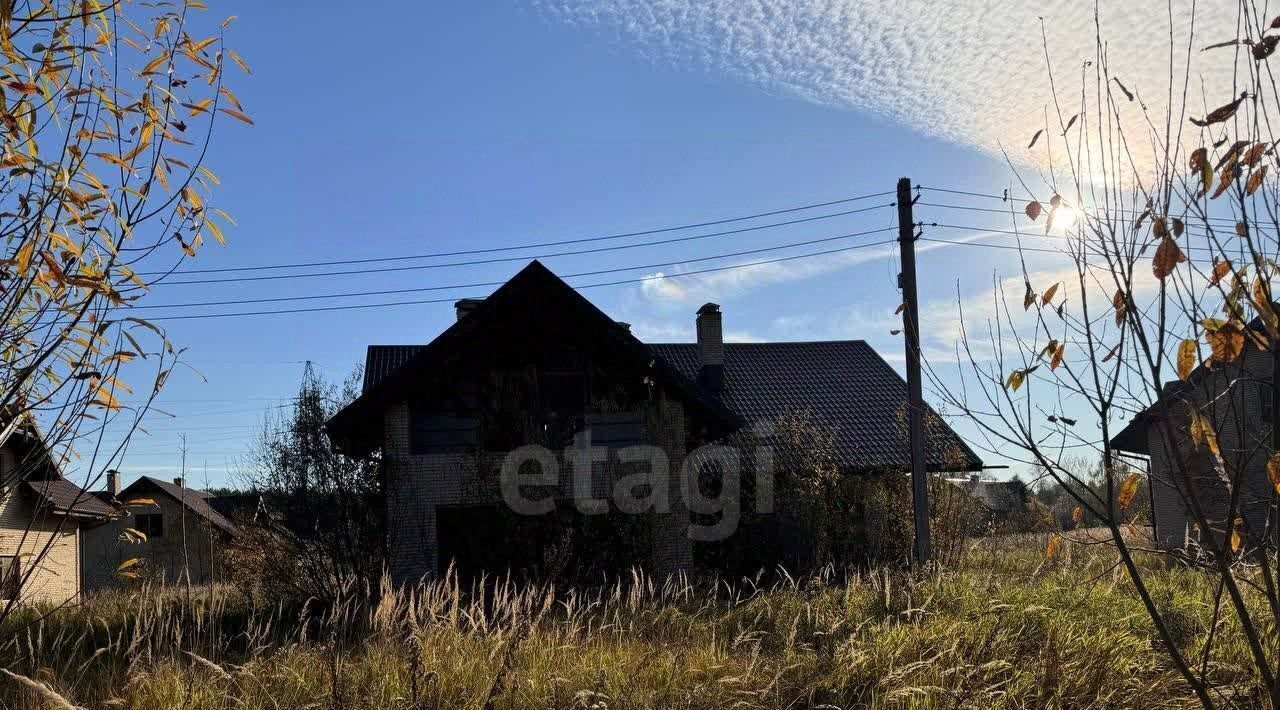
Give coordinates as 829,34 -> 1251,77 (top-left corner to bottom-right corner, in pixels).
897,177 -> 930,565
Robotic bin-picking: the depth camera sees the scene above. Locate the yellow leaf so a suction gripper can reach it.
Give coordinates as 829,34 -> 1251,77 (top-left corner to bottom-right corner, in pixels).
227,49 -> 251,75
1045,536 -> 1061,560
1205,320 -> 1245,363
1118,473 -> 1142,509
1177,339 -> 1197,380
1189,410 -> 1221,457
140,53 -> 167,75
116,557 -> 143,572
183,98 -> 213,116
1006,370 -> 1026,391
1209,260 -> 1233,287
1041,282 -> 1060,306
1247,165 -> 1269,196
93,152 -> 134,172
46,232 -> 79,257
1268,452 -> 1280,494
90,389 -> 120,410
1071,506 -> 1084,526
205,220 -> 224,245
1050,342 -> 1065,371
188,36 -> 218,54
15,240 -> 33,275
218,107 -> 253,125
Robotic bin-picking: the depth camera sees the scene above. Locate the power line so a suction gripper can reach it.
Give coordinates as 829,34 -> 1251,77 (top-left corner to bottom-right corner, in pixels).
144,235 -> 900,321
918,185 -> 1241,227
147,194 -> 895,280
930,223 -> 1268,258
135,226 -> 897,311
153,203 -> 890,286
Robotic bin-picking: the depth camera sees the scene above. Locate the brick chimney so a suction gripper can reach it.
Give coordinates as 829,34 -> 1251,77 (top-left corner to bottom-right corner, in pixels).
454,298 -> 484,321
173,477 -> 185,488
696,303 -> 724,391
106,470 -> 121,497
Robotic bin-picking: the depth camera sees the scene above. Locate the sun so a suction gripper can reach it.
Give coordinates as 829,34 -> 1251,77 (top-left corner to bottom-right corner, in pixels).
1053,206 -> 1077,231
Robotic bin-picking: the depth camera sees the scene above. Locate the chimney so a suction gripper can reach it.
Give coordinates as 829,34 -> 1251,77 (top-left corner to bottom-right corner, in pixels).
616,321 -> 631,333
106,470 -> 121,497
696,303 -> 724,391
454,298 -> 484,322
173,477 -> 185,488
969,473 -> 981,484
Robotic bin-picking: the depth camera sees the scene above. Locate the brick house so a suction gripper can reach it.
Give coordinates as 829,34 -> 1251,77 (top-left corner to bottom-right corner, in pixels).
1110,338 -> 1274,552
82,474 -> 238,592
326,261 -> 983,583
0,421 -> 116,605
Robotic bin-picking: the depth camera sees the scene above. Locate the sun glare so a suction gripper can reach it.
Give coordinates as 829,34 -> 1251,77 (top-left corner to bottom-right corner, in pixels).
1053,207 -> 1077,231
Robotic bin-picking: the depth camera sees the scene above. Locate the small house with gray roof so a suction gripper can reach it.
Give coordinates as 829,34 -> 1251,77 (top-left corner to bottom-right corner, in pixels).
82,474 -> 239,592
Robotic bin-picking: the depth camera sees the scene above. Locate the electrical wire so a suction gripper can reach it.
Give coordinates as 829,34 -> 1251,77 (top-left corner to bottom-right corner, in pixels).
918,185 -> 1242,228
134,225 -> 898,310
929,223 -> 1263,258
144,235 -> 900,321
143,190 -> 896,276
151,202 -> 891,286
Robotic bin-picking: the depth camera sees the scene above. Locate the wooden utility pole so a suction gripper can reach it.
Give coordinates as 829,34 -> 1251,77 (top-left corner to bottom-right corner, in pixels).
897,177 -> 930,565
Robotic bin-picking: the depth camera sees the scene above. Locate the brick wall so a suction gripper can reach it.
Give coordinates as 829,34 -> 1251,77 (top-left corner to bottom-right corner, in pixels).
81,493 -> 221,593
0,486 -> 81,605
383,388 -> 695,584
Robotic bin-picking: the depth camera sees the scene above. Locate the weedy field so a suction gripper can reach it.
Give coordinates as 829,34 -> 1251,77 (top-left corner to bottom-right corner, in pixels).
0,535 -> 1264,709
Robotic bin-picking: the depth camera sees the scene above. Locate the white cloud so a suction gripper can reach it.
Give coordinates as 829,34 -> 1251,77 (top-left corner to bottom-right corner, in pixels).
639,241 -> 899,304
535,0 -> 1237,174
638,229 -> 1012,305
624,316 -> 764,342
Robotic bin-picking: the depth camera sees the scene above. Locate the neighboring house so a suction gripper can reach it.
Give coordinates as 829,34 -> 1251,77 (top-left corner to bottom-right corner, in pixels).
326,261 -> 983,584
1110,334 -> 1272,552
82,474 -> 238,591
947,474 -> 1035,523
0,422 -> 116,605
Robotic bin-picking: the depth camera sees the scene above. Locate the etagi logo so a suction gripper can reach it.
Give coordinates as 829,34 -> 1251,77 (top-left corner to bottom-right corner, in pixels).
498,433 -> 774,542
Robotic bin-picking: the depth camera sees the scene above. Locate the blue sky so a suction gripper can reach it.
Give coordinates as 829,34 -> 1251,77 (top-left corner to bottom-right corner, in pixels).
88,1 -> 1218,487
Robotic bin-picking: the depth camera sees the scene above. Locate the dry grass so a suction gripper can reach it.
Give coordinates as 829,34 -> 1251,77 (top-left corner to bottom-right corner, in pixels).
0,535 -> 1264,709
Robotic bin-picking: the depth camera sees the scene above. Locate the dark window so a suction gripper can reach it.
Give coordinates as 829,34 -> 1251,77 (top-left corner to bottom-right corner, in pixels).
586,412 -> 643,448
539,371 -> 587,446
135,513 -> 163,538
410,412 -> 479,455
540,371 -> 586,415
0,556 -> 19,599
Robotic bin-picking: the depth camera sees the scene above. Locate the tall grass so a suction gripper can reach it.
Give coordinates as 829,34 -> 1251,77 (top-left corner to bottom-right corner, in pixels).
0,535 -> 1263,708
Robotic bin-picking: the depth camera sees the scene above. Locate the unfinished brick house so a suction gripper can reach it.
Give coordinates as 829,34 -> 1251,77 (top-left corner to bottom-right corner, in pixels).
1110,334 -> 1275,553
326,261 -> 982,584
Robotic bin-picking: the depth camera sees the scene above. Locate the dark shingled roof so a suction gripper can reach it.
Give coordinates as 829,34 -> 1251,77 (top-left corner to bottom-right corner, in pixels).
361,340 -> 982,472
121,476 -> 238,537
362,345 -> 425,392
331,262 -> 740,454
25,478 -> 117,519
650,342 -> 982,472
